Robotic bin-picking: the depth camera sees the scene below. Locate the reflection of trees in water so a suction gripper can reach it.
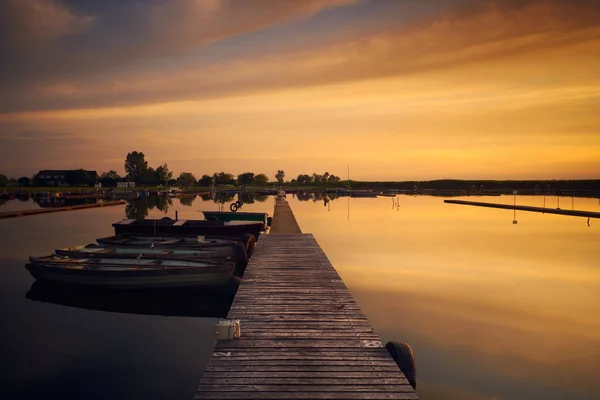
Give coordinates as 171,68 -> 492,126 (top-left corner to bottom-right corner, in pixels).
254,194 -> 268,202
214,193 -> 235,204
200,194 -> 212,201
297,192 -> 313,201
126,196 -> 172,219
179,196 -> 196,207
328,193 -> 341,201
126,198 -> 147,219
34,197 -> 97,208
238,192 -> 255,204
155,195 -> 172,213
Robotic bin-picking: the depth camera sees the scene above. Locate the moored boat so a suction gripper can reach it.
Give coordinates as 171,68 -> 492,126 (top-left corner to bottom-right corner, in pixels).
26,255 -> 237,289
201,211 -> 270,230
112,217 -> 264,239
55,243 -> 248,275
96,233 -> 256,259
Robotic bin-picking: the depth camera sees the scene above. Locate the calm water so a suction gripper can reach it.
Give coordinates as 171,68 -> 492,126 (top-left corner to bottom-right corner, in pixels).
1,194 -> 598,399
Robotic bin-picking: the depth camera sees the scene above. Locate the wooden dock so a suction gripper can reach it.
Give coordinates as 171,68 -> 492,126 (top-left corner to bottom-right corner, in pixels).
196,201 -> 417,399
444,199 -> 600,219
0,200 -> 126,219
269,198 -> 302,234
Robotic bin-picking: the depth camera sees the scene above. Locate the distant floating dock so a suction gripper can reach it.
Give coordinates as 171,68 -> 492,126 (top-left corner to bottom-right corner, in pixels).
0,200 -> 126,220
444,199 -> 600,219
195,200 -> 418,399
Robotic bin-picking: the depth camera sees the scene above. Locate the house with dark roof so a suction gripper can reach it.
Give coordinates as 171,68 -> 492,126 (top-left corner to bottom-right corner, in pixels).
35,170 -> 98,186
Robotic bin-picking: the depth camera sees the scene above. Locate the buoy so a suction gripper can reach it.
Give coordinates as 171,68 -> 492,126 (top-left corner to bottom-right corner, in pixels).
386,341 -> 417,390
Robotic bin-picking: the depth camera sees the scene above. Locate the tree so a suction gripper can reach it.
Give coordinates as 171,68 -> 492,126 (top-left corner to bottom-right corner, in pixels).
100,170 -> 121,187
213,172 -> 235,185
275,170 -> 285,185
141,167 -> 157,185
155,163 -> 173,185
18,176 -> 30,186
0,174 -> 9,187
198,174 -> 214,186
254,173 -> 269,185
313,173 -> 323,184
237,172 -> 255,186
124,151 -> 148,183
177,172 -> 197,187
103,170 -> 120,180
323,172 -> 330,182
296,174 -> 312,185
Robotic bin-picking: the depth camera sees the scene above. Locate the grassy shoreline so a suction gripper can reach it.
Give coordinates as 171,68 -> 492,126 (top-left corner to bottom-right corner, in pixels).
2,179 -> 599,194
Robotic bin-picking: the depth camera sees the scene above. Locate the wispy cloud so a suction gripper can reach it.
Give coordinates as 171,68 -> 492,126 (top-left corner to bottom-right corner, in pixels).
2,0 -> 598,114
0,0 -> 357,112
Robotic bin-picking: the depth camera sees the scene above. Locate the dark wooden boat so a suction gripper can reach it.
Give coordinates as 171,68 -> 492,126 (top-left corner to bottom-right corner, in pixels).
26,255 -> 237,289
202,211 -> 270,230
96,233 -> 256,259
54,243 -> 248,275
112,217 -> 264,239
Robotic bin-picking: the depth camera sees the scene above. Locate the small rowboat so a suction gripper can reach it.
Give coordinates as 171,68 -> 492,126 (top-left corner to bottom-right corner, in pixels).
202,211 -> 271,230
55,243 -> 248,275
96,233 -> 256,259
112,217 -> 264,239
25,255 -> 237,289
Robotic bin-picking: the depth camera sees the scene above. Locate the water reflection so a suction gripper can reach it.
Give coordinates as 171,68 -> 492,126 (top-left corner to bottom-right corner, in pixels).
179,195 -> 195,207
125,196 -> 172,219
26,281 -> 236,318
291,195 -> 600,400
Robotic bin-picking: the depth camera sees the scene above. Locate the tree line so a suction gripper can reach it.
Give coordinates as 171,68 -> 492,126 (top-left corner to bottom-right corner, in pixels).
0,151 -> 343,188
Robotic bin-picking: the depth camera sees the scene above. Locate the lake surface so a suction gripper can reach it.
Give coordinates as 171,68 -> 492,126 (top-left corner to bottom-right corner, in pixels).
1,194 -> 598,399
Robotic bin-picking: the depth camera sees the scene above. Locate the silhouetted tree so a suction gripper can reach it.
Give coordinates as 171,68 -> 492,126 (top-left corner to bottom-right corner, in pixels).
124,151 -> 148,183
254,173 -> 269,185
155,164 -> 173,185
0,174 -> 8,187
237,172 -> 255,186
213,172 -> 235,185
275,170 -> 285,185
198,174 -> 214,186
141,167 -> 158,185
99,170 -> 121,187
177,172 -> 197,187
18,176 -> 30,186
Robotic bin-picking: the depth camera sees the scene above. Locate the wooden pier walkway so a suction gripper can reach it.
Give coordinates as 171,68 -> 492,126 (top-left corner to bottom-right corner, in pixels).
195,201 -> 418,399
269,198 -> 302,234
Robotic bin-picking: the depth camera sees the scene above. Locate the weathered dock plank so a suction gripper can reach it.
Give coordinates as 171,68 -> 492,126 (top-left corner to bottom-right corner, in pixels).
195,201 -> 417,399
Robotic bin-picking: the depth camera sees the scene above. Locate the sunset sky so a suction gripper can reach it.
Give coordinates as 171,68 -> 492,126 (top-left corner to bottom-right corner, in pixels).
1,0 -> 599,180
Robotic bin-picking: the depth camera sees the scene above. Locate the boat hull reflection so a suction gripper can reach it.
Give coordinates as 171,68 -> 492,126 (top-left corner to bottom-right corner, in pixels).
25,280 -> 238,318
